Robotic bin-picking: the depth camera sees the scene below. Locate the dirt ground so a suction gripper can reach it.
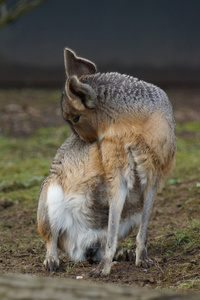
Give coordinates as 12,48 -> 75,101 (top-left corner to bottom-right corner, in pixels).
0,87 -> 200,290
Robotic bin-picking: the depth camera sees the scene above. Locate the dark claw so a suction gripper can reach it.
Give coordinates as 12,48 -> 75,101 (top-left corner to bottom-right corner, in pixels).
136,258 -> 153,269
88,258 -> 111,277
43,256 -> 59,272
114,247 -> 135,262
49,261 -> 57,272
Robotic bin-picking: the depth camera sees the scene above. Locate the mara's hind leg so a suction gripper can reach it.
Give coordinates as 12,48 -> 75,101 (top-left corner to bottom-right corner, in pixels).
37,182 -> 61,271
38,217 -> 60,271
43,234 -> 59,271
135,184 -> 157,268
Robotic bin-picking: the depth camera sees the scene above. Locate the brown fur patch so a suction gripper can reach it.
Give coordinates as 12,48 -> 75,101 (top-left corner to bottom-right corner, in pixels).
98,111 -> 176,192
37,188 -> 52,241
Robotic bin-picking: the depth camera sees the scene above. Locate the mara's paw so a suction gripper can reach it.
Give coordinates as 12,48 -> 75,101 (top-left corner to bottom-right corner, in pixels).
43,256 -> 59,272
89,258 -> 111,278
135,257 -> 153,269
135,248 -> 153,269
114,247 -> 135,262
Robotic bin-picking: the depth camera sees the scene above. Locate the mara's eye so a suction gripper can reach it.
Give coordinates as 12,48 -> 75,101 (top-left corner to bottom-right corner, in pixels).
73,116 -> 80,123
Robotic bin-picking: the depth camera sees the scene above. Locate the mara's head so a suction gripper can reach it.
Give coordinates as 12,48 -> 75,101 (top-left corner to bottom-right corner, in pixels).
61,48 -> 100,143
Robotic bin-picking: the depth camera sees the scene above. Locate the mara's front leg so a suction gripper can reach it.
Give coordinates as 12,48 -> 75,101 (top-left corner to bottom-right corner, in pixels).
135,184 -> 157,268
89,178 -> 127,277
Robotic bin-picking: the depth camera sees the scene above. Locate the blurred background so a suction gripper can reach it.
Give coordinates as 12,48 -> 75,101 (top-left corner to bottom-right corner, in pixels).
0,0 -> 200,137
1,0 -> 200,88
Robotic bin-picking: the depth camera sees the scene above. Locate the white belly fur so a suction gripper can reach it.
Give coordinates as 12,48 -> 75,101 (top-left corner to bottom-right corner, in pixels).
47,184 -> 141,262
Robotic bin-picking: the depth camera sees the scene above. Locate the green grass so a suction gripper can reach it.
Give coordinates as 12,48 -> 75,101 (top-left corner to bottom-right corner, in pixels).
0,89 -> 61,107
176,278 -> 200,291
0,125 -> 71,206
169,122 -> 200,182
152,219 -> 200,256
171,219 -> 200,254
176,122 -> 200,133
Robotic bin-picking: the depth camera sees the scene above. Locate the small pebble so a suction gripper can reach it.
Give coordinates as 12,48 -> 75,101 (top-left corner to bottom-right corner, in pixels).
148,277 -> 154,283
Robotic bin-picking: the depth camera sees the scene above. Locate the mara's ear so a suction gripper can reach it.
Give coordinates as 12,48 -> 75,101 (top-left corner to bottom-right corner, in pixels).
64,48 -> 97,78
66,76 -> 96,111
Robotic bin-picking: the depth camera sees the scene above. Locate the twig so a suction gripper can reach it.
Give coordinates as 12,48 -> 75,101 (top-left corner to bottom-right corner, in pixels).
0,0 -> 51,30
